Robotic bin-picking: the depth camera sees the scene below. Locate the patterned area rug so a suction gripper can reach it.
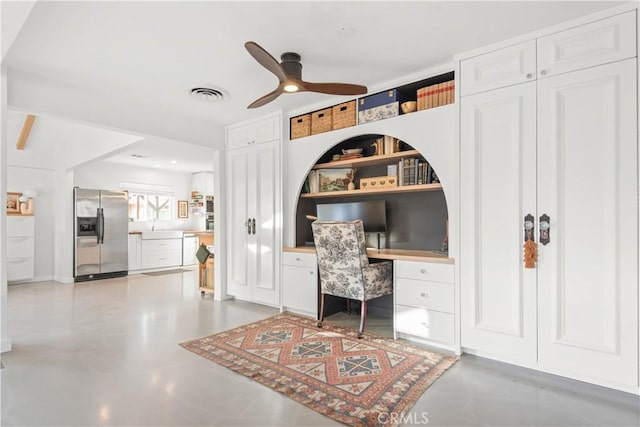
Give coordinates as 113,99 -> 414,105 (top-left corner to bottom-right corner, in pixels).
180,312 -> 457,427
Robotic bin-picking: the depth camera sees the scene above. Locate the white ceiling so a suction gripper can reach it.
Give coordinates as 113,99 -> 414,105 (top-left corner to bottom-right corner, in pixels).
2,1 -> 622,170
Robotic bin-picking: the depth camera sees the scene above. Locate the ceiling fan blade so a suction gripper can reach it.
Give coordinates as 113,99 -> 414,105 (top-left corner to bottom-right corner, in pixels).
301,81 -> 367,96
245,41 -> 287,82
247,88 -> 282,109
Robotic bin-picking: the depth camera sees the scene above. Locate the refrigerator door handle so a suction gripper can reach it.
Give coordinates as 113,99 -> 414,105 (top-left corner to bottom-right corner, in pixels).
99,208 -> 105,244
96,208 -> 102,244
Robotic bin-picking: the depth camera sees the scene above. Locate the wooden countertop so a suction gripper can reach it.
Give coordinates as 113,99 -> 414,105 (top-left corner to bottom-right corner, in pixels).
128,230 -> 213,235
284,246 -> 454,264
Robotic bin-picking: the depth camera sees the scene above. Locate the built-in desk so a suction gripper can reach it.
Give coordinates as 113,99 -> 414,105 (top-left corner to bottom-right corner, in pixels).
282,246 -> 456,350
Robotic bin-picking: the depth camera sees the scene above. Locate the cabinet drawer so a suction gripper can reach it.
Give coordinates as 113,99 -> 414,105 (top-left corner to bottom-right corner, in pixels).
461,40 -> 536,96
7,257 -> 34,281
7,237 -> 34,259
282,251 -> 317,268
395,260 -> 453,283
395,305 -> 454,344
395,278 -> 454,313
141,250 -> 182,269
537,11 -> 636,79
7,216 -> 35,237
142,239 -> 182,253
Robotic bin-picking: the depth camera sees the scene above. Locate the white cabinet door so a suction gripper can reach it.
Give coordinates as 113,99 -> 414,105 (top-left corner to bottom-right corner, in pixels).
227,147 -> 251,300
460,40 -> 536,96
227,116 -> 281,151
537,59 -> 638,387
460,82 -> 538,365
227,131 -> 281,306
282,265 -> 317,316
537,11 -> 636,79
128,235 -> 141,271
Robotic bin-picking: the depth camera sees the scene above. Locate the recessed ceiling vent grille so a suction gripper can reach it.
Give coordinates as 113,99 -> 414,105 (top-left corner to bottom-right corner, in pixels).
189,87 -> 226,102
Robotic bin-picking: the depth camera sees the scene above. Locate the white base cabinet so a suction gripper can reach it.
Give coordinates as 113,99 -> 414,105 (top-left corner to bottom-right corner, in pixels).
282,252 -> 317,317
140,239 -> 182,270
7,216 -> 35,282
393,260 -> 455,349
128,234 -> 142,271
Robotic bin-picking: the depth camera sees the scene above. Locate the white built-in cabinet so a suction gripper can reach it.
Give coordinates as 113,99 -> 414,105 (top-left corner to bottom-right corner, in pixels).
7,216 -> 35,282
226,113 -> 282,307
282,251 -> 317,317
128,234 -> 142,271
459,10 -> 638,392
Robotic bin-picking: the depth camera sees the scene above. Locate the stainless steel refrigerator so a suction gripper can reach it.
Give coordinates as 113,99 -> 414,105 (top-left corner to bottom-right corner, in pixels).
74,187 -> 128,282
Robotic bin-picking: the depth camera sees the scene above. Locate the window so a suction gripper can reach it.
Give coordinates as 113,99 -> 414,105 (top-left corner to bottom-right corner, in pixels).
128,192 -> 173,221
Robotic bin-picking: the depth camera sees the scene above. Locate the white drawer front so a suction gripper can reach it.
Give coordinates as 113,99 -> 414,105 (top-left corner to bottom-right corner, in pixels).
282,251 -> 317,268
141,251 -> 182,269
537,11 -> 636,79
395,260 -> 454,283
142,239 -> 183,253
7,237 -> 34,259
461,40 -> 536,96
7,216 -> 35,237
395,305 -> 454,344
395,278 -> 454,313
7,257 -> 34,281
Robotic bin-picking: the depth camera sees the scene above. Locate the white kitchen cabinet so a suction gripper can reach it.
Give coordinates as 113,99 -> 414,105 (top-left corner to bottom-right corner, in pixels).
7,216 -> 35,282
128,234 -> 142,271
192,172 -> 214,196
226,114 -> 281,307
459,14 -> 638,391
282,251 -> 317,317
182,234 -> 198,266
394,260 -> 455,348
227,115 -> 281,151
141,238 -> 182,270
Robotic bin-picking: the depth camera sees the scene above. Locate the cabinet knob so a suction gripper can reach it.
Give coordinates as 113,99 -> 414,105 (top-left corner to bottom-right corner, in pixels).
420,269 -> 426,274
526,73 -> 533,79
420,321 -> 429,328
309,271 -> 314,275
540,69 -> 548,76
296,257 -> 300,261
420,292 -> 429,298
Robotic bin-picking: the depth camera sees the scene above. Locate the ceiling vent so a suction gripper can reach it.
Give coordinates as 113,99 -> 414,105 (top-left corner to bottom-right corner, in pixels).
189,86 -> 226,102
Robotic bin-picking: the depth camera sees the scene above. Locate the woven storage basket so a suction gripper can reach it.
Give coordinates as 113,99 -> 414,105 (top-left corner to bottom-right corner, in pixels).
311,108 -> 333,135
332,100 -> 356,130
290,114 -> 311,140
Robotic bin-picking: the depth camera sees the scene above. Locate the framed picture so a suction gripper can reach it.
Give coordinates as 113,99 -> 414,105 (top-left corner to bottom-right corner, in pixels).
177,200 -> 189,218
7,192 -> 22,214
318,168 -> 355,192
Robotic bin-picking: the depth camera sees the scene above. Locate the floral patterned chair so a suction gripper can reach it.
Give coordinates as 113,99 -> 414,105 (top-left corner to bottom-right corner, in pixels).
311,219 -> 393,338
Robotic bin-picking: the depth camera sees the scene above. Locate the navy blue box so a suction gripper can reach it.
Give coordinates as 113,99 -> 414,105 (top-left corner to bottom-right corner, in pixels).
358,89 -> 410,111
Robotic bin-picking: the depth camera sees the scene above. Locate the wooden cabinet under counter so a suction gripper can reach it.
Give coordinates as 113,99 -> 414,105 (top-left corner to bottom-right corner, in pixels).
193,232 -> 214,295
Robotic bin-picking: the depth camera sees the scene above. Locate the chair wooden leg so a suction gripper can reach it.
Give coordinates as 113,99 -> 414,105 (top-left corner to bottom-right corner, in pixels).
358,301 -> 367,339
317,293 -> 326,328
345,298 -> 352,315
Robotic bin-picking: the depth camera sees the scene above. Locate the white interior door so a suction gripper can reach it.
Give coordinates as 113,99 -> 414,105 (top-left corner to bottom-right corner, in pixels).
227,147 -> 251,300
537,59 -> 638,389
460,82 -> 538,365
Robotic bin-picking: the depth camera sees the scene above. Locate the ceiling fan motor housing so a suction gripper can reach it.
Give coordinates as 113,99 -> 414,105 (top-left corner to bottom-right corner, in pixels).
280,52 -> 302,80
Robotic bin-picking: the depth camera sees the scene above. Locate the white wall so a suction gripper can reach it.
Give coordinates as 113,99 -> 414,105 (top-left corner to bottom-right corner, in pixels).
73,161 -> 202,231
7,166 -> 55,282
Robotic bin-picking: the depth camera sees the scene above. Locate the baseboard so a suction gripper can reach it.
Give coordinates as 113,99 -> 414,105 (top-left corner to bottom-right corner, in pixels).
53,275 -> 74,283
1,338 -> 12,353
8,275 -> 54,285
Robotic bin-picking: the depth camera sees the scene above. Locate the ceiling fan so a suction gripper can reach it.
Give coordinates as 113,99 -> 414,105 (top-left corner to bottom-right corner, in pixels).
244,41 -> 368,109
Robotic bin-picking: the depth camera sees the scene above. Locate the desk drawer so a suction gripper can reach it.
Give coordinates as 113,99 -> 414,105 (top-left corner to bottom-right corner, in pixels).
395,278 -> 453,313
7,257 -> 34,281
395,305 -> 454,344
7,216 -> 34,237
282,252 -> 317,268
142,239 -> 183,253
395,260 -> 453,283
7,236 -> 34,259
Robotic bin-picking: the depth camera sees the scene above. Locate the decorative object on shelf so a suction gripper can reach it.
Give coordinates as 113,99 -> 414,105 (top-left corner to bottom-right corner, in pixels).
347,168 -> 357,190
331,154 -> 341,161
358,88 -> 411,124
6,192 -> 21,214
177,200 -> 189,218
307,170 -> 319,193
401,101 -> 417,113
244,41 -> 367,109
318,168 -> 354,192
360,175 -> 397,189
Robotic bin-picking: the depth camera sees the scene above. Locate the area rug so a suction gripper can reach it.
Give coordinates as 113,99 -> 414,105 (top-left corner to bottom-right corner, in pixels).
180,312 -> 457,427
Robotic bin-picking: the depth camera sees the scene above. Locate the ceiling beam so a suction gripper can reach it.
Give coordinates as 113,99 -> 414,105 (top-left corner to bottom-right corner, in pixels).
16,114 -> 36,150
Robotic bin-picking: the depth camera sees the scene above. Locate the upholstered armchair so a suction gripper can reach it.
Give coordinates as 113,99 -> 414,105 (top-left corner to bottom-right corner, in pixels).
311,219 -> 393,338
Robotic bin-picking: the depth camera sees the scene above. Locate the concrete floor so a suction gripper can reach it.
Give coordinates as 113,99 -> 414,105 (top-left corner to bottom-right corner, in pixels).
2,271 -> 639,426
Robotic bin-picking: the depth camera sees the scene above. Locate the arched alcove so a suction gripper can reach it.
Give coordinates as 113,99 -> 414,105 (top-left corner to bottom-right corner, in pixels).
293,133 -> 449,251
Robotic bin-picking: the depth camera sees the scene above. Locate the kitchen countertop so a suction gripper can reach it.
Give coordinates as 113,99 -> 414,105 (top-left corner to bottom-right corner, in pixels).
128,230 -> 213,235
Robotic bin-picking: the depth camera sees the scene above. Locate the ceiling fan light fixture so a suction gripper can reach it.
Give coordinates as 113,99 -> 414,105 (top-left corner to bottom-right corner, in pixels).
284,84 -> 299,93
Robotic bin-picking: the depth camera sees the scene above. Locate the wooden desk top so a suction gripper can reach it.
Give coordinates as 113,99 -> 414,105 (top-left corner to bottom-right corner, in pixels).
283,246 -> 454,264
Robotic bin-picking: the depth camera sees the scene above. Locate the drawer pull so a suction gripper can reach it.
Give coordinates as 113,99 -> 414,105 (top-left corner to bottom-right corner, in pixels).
296,257 -> 300,261
420,269 -> 426,274
309,271 -> 314,275
420,322 -> 430,328
420,292 -> 429,298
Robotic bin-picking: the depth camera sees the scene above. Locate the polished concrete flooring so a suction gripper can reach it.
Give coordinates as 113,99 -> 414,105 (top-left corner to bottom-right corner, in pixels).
2,271 -> 639,426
